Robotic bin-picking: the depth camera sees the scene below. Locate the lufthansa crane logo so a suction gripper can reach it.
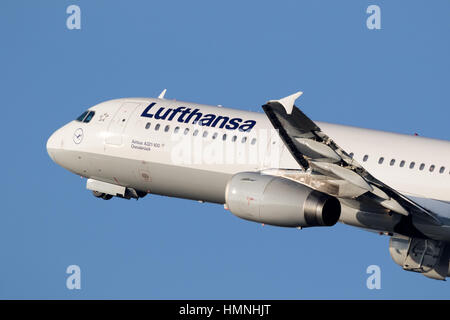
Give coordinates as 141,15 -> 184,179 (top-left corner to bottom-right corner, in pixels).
73,128 -> 84,144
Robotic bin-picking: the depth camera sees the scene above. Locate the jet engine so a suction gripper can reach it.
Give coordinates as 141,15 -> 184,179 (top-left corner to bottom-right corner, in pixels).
389,237 -> 450,280
225,172 -> 341,228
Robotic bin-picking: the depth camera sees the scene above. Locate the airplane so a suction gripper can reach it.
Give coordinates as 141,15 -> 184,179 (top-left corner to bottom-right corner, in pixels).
46,90 -> 450,280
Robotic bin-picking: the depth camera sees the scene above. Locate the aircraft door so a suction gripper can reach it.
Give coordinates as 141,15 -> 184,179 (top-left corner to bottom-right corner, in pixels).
105,102 -> 139,146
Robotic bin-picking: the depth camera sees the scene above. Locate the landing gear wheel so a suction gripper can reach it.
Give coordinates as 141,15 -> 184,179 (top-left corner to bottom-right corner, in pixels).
101,194 -> 113,200
92,190 -> 113,200
92,190 -> 104,198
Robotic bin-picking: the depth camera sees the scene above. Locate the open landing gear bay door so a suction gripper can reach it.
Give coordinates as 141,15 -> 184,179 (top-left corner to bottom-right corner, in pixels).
262,92 -> 442,227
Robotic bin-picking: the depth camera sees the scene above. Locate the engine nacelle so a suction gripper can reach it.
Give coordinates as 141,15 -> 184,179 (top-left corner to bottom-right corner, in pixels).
225,172 -> 341,228
389,237 -> 450,280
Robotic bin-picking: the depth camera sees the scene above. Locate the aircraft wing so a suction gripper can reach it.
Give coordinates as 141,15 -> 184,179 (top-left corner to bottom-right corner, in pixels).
262,92 -> 442,227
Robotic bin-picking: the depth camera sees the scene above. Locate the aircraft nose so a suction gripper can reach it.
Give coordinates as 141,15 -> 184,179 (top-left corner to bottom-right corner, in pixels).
46,129 -> 62,163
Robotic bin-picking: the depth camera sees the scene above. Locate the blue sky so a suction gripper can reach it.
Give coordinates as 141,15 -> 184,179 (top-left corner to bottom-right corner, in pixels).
1,0 -> 450,299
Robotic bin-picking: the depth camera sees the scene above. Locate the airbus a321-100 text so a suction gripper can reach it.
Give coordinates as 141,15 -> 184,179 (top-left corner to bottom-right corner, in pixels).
47,90 -> 450,280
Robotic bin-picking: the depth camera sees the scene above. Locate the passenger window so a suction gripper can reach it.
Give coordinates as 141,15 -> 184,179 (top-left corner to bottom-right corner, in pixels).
400,160 -> 405,167
251,138 -> 257,145
193,129 -> 199,136
203,131 -> 208,138
390,159 -> 395,166
242,137 -> 247,143
409,162 -> 415,169
184,128 -> 189,135
212,132 -> 218,139
232,136 -> 237,142
76,111 -> 88,122
419,163 -> 425,171
378,157 -> 384,164
429,165 -> 435,172
222,134 -> 227,141
174,126 -> 180,133
155,124 -> 160,131
439,166 -> 445,174
84,111 -> 95,123
363,155 -> 369,162
164,125 -> 170,132
145,122 -> 151,130
349,152 -> 354,158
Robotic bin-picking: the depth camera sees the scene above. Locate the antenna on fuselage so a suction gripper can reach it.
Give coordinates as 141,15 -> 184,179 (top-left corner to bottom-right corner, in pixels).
158,88 -> 167,99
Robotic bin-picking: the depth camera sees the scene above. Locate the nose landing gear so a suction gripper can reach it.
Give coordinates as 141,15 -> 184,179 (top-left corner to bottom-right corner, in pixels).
87,178 -> 147,201
92,190 -> 113,200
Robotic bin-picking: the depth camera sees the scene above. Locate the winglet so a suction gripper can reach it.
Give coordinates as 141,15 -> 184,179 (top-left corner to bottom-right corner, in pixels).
158,89 -> 167,99
269,91 -> 303,115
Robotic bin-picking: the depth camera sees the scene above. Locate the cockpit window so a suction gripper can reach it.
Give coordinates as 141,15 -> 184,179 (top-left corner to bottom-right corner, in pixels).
76,111 -> 88,122
84,111 -> 95,123
75,110 -> 95,123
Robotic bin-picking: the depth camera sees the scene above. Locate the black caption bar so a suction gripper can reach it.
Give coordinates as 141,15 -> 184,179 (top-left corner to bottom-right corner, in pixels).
1,300 -> 449,319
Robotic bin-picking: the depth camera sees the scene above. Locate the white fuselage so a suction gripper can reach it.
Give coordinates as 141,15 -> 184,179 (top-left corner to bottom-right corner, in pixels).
46,97 -> 450,234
